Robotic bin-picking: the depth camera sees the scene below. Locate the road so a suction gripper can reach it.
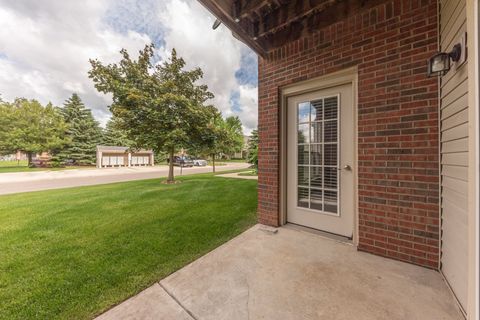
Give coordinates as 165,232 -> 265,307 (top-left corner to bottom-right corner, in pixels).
0,163 -> 250,195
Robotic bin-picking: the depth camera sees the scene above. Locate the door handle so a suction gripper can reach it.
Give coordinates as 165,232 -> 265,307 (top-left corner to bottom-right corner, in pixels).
337,165 -> 352,171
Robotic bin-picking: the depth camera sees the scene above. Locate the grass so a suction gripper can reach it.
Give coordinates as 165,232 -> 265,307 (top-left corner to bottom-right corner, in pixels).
0,173 -> 257,319
0,161 -> 91,173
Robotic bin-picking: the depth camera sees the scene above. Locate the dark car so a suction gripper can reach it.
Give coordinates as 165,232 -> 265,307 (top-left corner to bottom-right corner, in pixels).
168,156 -> 194,167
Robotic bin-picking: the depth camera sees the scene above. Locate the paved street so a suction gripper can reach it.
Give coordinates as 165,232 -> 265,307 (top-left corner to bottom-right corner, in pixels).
0,163 -> 250,195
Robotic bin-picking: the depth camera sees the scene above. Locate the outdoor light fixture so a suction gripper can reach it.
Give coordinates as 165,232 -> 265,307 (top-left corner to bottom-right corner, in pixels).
212,19 -> 222,30
427,44 -> 461,77
427,33 -> 467,77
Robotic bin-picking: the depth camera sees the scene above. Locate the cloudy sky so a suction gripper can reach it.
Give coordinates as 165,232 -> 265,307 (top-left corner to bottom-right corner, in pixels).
0,0 -> 258,134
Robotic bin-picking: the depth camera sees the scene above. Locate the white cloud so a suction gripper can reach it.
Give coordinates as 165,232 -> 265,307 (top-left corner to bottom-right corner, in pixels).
237,85 -> 258,134
0,0 -> 258,133
157,0 -> 257,134
0,0 -> 151,125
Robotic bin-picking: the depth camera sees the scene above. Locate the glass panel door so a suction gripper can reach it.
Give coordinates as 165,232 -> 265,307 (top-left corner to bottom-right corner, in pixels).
296,96 -> 339,215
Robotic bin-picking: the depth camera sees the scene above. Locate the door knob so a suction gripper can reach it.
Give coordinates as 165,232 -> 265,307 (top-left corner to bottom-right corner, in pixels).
337,165 -> 352,171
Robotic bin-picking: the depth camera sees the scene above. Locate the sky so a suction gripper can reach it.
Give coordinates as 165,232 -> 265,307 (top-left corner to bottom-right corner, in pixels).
0,0 -> 258,134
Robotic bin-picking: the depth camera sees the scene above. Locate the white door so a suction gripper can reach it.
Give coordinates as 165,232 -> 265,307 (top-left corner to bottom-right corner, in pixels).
287,83 -> 354,237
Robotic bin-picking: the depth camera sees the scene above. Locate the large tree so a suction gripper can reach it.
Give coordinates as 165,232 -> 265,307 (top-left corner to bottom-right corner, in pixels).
89,44 -> 215,182
0,98 -> 67,165
58,93 -> 103,165
102,116 -> 133,147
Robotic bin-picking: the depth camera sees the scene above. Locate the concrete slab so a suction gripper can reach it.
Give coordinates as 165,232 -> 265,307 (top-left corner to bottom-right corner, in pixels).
95,284 -> 193,320
160,225 -> 464,320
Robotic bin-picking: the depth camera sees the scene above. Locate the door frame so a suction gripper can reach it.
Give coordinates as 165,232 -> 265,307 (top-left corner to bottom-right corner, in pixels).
279,67 -> 359,245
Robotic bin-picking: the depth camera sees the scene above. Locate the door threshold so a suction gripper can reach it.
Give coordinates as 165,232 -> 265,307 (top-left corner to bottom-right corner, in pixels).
284,223 -> 353,244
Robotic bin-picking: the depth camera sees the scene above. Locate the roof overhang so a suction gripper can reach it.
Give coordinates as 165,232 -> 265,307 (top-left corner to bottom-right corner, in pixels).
197,0 -> 389,58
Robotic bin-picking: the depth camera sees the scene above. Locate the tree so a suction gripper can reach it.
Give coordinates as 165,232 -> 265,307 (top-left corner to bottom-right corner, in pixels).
247,129 -> 258,171
224,116 -> 244,158
0,100 -> 15,155
89,44 -> 215,183
58,94 -> 103,165
0,98 -> 67,166
192,114 -> 245,172
102,116 -> 133,147
199,112 -> 228,173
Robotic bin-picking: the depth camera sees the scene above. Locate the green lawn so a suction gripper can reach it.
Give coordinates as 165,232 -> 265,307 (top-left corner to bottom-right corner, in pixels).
0,173 -> 257,319
0,160 -> 92,173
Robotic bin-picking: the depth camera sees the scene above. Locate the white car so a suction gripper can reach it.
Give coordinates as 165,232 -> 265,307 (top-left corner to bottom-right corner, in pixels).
192,159 -> 208,166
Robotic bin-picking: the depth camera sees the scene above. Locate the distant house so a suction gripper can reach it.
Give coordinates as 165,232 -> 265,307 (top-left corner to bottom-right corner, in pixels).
232,135 -> 250,159
0,151 -> 27,162
96,146 -> 154,168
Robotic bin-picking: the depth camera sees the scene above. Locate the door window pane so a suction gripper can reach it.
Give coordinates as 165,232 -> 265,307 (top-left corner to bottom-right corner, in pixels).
298,124 -> 310,144
310,122 -> 322,143
324,120 -> 337,142
298,102 -> 310,123
324,167 -> 337,189
310,144 -> 322,166
324,97 -> 338,120
310,167 -> 323,188
311,100 -> 323,121
298,145 -> 309,165
324,190 -> 338,214
324,144 -> 337,166
298,166 -> 309,187
298,187 -> 309,208
310,189 -> 323,211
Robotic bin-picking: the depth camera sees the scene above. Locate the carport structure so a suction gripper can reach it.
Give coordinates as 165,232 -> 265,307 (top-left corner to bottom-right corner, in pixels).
96,146 -> 154,168
196,0 -> 479,318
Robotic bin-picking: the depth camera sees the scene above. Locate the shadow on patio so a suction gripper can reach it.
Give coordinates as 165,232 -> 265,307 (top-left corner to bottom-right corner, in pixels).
97,224 -> 463,320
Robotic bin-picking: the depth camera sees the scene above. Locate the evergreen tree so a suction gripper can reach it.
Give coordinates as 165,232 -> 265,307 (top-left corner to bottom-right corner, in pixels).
102,116 -> 133,147
247,129 -> 258,171
59,94 -> 102,165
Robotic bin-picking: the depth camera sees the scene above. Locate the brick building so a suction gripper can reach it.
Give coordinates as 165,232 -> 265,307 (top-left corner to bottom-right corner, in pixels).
198,0 -> 479,318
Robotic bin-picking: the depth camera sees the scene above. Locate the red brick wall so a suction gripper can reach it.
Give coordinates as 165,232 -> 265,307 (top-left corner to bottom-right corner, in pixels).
258,0 -> 439,268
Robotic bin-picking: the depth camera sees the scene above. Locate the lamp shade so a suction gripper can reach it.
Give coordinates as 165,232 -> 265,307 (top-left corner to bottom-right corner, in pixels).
427,52 -> 450,77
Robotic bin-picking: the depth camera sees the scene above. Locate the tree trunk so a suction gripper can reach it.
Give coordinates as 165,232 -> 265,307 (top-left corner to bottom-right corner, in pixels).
27,152 -> 33,167
167,147 -> 175,182
212,153 -> 216,173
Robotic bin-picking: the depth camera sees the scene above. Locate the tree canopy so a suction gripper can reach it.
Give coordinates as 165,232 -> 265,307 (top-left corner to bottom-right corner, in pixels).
89,44 -> 216,182
0,98 -> 67,165
226,116 -> 244,153
102,116 -> 133,147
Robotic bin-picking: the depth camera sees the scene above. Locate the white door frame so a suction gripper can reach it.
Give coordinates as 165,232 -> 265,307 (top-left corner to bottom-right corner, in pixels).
279,67 -> 359,245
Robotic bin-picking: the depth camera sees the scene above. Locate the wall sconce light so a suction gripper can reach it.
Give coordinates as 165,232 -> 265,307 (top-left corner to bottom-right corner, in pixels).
427,33 -> 467,77
427,44 -> 461,77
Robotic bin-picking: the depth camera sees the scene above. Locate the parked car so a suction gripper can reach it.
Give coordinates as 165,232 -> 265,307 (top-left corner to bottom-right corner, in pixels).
167,156 -> 194,167
192,158 -> 208,166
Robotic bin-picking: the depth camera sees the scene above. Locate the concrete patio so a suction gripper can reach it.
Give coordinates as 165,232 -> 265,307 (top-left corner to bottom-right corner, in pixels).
96,225 -> 464,320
